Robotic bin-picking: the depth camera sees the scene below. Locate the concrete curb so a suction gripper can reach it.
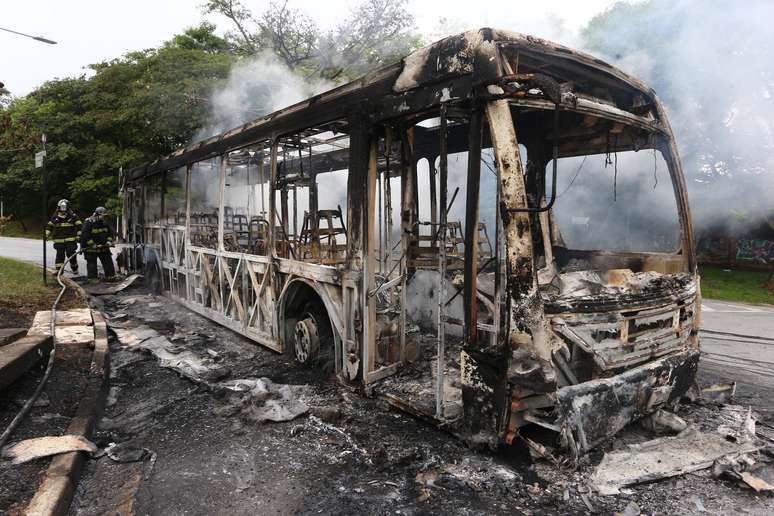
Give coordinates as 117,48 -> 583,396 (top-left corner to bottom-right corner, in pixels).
24,311 -> 110,516
0,334 -> 54,390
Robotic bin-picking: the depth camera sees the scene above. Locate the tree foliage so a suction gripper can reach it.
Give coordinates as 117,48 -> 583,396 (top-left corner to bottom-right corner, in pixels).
1,2 -> 422,226
0,24 -> 235,222
204,0 -> 421,81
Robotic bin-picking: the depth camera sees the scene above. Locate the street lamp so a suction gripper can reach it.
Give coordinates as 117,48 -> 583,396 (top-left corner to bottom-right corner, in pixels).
0,26 -> 57,45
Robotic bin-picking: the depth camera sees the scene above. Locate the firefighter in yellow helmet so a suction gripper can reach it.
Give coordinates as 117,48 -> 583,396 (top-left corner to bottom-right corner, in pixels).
80,206 -> 116,282
46,199 -> 82,274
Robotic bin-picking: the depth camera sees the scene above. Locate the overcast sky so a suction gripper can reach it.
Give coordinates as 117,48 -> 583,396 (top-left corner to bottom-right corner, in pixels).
2,0 -> 617,96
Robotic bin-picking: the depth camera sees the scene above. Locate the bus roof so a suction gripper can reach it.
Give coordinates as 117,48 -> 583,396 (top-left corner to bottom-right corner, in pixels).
128,29 -> 661,180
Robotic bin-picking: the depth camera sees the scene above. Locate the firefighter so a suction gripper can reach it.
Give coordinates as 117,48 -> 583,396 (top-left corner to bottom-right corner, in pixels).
46,199 -> 82,274
81,206 -> 116,282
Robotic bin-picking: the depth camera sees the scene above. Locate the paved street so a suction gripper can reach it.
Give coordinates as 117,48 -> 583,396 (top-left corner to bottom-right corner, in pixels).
2,235 -> 770,345
0,236 -> 117,276
700,298 -> 774,334
700,299 -> 774,391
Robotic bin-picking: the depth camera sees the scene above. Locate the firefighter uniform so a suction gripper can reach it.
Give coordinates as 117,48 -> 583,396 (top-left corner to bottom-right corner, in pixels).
81,211 -> 116,280
46,210 -> 82,273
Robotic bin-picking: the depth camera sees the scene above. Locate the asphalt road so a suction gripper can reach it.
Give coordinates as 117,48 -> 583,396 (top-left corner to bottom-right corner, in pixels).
2,234 -> 771,344
0,235 -> 117,276
699,299 -> 774,389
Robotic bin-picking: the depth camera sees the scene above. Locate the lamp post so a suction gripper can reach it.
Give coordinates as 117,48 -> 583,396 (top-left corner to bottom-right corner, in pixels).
0,26 -> 57,45
37,134 -> 48,285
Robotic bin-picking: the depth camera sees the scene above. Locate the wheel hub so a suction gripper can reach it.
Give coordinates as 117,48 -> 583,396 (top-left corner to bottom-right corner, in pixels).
294,316 -> 320,363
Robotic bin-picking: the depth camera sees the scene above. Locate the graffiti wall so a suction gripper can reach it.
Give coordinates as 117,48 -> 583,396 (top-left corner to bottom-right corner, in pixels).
736,239 -> 774,261
698,237 -> 774,267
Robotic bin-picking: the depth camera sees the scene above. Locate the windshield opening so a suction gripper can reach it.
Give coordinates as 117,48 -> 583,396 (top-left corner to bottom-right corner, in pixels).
546,148 -> 680,254
499,103 -> 691,284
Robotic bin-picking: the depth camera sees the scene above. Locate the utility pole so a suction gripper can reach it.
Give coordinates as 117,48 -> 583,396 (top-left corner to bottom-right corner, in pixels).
37,134 -> 48,285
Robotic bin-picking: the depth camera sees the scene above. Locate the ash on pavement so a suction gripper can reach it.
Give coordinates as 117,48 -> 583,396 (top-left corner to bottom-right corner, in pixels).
68,288 -> 774,515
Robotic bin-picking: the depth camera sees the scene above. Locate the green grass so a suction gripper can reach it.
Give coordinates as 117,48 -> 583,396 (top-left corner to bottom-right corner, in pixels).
699,265 -> 774,305
0,219 -> 43,239
0,256 -> 58,308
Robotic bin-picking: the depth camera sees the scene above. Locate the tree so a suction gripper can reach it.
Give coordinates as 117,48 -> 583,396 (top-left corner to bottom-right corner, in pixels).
202,0 -> 259,54
0,24 -> 235,223
317,0 -> 420,80
204,0 -> 421,82
165,22 -> 233,54
203,1 -> 321,69
258,1 -> 319,69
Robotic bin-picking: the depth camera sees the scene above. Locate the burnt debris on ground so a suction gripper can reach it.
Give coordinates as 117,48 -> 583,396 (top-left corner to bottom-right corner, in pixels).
62,285 -> 774,515
0,323 -> 92,513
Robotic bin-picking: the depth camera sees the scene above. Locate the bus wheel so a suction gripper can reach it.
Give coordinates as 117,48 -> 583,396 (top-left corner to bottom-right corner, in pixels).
293,314 -> 320,364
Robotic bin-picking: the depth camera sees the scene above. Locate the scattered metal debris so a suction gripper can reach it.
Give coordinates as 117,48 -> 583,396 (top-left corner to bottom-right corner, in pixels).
111,324 -> 230,383
712,450 -> 774,492
82,274 -> 143,296
579,490 -> 597,513
2,435 -> 97,465
306,415 -> 371,463
702,382 -> 737,403
716,406 -> 757,444
216,378 -> 309,423
740,468 -> 774,492
640,409 -> 688,434
616,500 -> 641,516
103,441 -> 151,463
590,427 -> 762,495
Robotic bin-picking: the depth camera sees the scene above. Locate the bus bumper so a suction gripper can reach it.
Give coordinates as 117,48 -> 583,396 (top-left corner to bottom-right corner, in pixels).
556,348 -> 700,456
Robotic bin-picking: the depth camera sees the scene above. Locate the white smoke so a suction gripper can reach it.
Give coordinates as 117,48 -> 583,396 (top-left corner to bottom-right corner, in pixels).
406,270 -> 464,337
578,0 -> 774,235
427,1 -> 774,236
194,53 -> 333,141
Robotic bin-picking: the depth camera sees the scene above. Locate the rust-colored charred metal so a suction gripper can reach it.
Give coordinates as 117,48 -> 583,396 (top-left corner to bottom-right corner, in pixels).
123,29 -> 700,457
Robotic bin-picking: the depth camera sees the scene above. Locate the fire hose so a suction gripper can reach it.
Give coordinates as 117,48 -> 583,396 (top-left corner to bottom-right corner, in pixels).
0,248 -> 84,449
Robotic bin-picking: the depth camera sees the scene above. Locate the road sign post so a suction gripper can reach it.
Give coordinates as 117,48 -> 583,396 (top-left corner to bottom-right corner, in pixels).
36,138 -> 47,285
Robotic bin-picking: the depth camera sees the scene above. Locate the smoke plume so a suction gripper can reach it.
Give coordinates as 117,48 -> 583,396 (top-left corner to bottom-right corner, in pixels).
579,0 -> 774,236
194,53 -> 332,141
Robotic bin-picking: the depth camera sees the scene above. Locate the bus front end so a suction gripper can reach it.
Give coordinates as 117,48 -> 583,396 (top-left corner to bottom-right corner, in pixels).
456,31 -> 700,454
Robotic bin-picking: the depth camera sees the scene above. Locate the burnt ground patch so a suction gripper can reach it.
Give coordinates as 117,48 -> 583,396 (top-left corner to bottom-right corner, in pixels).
0,344 -> 93,514
69,290 -> 774,515
0,285 -> 80,329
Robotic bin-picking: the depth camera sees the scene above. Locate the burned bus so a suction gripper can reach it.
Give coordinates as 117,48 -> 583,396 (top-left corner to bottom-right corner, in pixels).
121,30 -> 700,455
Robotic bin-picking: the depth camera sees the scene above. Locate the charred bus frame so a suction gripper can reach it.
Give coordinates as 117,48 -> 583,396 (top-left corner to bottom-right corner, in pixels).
122,30 -> 700,455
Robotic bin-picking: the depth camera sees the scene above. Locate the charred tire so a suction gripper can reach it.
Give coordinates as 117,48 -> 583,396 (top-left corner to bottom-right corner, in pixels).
294,314 -> 321,364
282,282 -> 334,370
